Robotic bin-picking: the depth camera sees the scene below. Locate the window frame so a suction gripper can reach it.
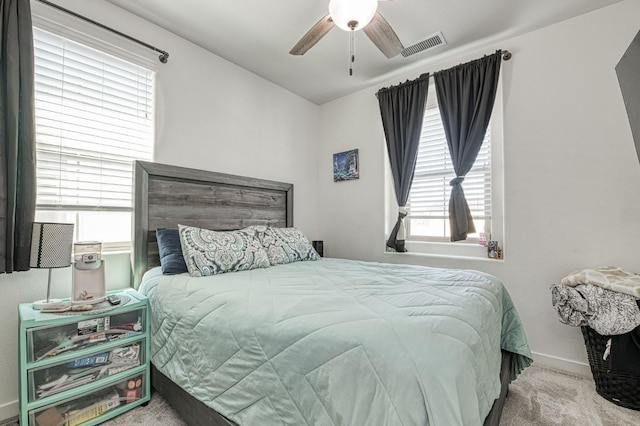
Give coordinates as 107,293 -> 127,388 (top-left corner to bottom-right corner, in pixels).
31,12 -> 156,252
406,82 -> 493,244
385,78 -> 504,258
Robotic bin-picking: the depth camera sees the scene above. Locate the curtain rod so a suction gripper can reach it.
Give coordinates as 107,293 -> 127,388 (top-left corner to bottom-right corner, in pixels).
375,50 -> 511,97
429,50 -> 513,79
36,0 -> 169,63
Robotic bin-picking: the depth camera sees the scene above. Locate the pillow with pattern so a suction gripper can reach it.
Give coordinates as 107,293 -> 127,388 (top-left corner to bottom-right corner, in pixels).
178,224 -> 270,276
255,227 -> 319,266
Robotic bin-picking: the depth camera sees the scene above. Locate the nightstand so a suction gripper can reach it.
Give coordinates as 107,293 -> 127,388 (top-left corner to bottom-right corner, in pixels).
18,288 -> 150,426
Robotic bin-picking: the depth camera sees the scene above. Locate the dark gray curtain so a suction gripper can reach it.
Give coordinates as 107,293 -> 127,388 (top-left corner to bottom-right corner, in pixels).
0,0 -> 36,273
377,74 -> 429,252
434,51 -> 501,241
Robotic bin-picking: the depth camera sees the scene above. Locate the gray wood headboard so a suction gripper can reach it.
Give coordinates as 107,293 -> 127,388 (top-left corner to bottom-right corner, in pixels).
132,161 -> 293,287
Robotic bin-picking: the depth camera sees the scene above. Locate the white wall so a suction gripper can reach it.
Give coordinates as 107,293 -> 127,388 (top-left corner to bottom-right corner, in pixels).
0,0 -> 320,419
3,0 -> 639,421
317,0 -> 640,376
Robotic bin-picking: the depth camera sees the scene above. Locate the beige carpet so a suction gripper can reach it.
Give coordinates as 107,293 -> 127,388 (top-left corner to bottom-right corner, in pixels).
501,365 -> 640,426
102,364 -> 640,425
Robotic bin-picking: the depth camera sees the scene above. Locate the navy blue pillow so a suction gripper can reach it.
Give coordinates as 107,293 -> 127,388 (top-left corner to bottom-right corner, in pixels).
156,228 -> 188,274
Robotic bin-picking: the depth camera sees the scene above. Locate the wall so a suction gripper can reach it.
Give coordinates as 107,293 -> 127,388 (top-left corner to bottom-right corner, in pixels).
0,0 -> 320,419
317,0 -> 640,376
3,0 -> 639,420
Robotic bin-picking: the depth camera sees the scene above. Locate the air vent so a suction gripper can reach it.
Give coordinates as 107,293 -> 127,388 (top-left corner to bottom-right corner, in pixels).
401,32 -> 447,58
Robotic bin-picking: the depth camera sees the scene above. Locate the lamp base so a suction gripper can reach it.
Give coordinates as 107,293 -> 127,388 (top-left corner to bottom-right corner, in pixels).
32,299 -> 64,311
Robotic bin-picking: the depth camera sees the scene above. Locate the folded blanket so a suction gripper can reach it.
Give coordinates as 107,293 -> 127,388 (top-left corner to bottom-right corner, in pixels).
561,266 -> 640,297
550,283 -> 640,335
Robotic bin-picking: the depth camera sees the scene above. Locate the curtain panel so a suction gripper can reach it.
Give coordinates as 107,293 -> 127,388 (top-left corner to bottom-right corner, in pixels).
434,51 -> 502,241
377,73 -> 429,252
0,0 -> 36,273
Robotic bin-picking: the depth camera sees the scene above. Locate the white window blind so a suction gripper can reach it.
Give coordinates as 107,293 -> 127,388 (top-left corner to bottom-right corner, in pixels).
408,87 -> 491,240
33,26 -> 154,246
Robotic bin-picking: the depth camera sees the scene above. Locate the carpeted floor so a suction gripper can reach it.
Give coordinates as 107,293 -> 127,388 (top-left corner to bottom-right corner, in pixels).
500,365 -> 640,426
25,364 -> 640,425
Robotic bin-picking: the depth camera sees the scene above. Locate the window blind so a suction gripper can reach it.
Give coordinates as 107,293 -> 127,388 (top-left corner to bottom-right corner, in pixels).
408,94 -> 491,234
33,27 -> 154,211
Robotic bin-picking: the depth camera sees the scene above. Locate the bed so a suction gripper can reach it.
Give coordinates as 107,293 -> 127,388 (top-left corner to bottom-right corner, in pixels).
132,160 -> 532,426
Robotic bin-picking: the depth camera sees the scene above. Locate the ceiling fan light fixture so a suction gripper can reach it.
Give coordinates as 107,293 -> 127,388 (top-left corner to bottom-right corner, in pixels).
329,0 -> 377,31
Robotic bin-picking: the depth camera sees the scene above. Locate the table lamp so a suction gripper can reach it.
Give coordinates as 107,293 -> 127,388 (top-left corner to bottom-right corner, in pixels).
30,222 -> 74,310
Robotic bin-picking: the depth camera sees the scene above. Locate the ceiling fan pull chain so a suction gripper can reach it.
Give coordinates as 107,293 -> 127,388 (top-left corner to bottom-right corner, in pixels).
349,30 -> 355,76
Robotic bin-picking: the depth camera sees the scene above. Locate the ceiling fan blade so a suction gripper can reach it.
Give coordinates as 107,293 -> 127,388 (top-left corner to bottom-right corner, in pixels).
289,14 -> 335,55
363,12 -> 404,58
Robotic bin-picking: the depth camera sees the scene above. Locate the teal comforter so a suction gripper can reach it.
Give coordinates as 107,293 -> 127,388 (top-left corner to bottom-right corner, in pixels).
140,258 -> 531,425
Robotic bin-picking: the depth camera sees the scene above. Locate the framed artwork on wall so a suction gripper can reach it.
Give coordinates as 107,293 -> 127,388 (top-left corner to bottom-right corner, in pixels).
333,149 -> 359,182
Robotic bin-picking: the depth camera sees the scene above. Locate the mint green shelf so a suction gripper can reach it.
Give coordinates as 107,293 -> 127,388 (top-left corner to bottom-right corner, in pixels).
19,288 -> 151,426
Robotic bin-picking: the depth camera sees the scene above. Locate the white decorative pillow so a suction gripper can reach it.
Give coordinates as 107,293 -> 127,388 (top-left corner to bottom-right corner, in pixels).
178,224 -> 270,276
255,227 -> 319,266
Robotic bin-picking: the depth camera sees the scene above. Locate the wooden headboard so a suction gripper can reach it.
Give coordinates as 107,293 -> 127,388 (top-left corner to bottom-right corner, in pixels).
132,161 -> 293,287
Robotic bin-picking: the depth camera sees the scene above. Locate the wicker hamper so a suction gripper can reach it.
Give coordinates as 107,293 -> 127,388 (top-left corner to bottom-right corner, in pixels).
581,326 -> 640,410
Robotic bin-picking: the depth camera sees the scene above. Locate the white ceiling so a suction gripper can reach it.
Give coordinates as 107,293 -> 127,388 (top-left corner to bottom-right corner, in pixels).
107,0 -> 622,105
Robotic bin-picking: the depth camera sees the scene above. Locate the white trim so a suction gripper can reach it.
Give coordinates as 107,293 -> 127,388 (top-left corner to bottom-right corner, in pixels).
383,250 -> 504,263
531,351 -> 592,378
402,240 -> 499,260
0,399 -> 17,424
31,1 -> 157,71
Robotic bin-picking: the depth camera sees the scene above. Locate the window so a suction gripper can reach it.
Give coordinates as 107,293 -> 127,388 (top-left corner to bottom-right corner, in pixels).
33,27 -> 154,251
407,84 -> 495,242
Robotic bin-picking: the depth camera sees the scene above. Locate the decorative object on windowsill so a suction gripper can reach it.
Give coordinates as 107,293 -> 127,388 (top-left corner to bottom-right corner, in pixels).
333,149 -> 359,182
30,222 -> 74,310
72,241 -> 106,305
487,240 -> 502,259
478,232 -> 490,247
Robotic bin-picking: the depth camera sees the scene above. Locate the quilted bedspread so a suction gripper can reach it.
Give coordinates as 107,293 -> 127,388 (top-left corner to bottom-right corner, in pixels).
139,258 -> 531,426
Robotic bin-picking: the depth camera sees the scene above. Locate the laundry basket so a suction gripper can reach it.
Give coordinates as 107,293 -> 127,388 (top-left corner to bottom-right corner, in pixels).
581,326 -> 640,410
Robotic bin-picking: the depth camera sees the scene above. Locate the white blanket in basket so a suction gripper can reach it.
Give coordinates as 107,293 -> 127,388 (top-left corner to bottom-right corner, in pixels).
561,266 -> 640,298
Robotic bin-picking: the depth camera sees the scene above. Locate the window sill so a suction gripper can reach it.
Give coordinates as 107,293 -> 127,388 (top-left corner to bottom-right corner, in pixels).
102,249 -> 132,256
383,250 -> 504,263
385,240 -> 505,262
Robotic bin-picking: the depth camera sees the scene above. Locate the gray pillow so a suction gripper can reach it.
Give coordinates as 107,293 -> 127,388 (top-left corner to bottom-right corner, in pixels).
178,224 -> 270,276
255,227 -> 319,266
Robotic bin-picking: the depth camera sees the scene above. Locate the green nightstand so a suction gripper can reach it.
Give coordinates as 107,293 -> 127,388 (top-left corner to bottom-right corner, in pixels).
18,288 -> 150,426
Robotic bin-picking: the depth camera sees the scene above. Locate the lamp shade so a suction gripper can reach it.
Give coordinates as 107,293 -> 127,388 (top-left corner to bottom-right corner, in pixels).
329,0 -> 377,31
30,222 -> 74,269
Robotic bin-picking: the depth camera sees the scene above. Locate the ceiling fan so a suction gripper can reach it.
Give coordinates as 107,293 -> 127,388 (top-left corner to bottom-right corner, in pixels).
289,0 -> 404,59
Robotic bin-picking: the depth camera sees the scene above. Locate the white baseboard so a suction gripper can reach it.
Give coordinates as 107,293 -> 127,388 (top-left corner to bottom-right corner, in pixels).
0,400 -> 17,424
531,351 -> 592,378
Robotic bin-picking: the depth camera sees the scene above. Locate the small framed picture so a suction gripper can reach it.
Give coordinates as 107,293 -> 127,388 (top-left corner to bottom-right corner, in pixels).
333,149 -> 359,182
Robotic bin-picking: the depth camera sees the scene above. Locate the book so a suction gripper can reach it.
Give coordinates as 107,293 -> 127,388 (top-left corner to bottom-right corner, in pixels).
109,344 -> 140,365
64,389 -> 120,426
66,352 -> 109,368
77,317 -> 110,335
